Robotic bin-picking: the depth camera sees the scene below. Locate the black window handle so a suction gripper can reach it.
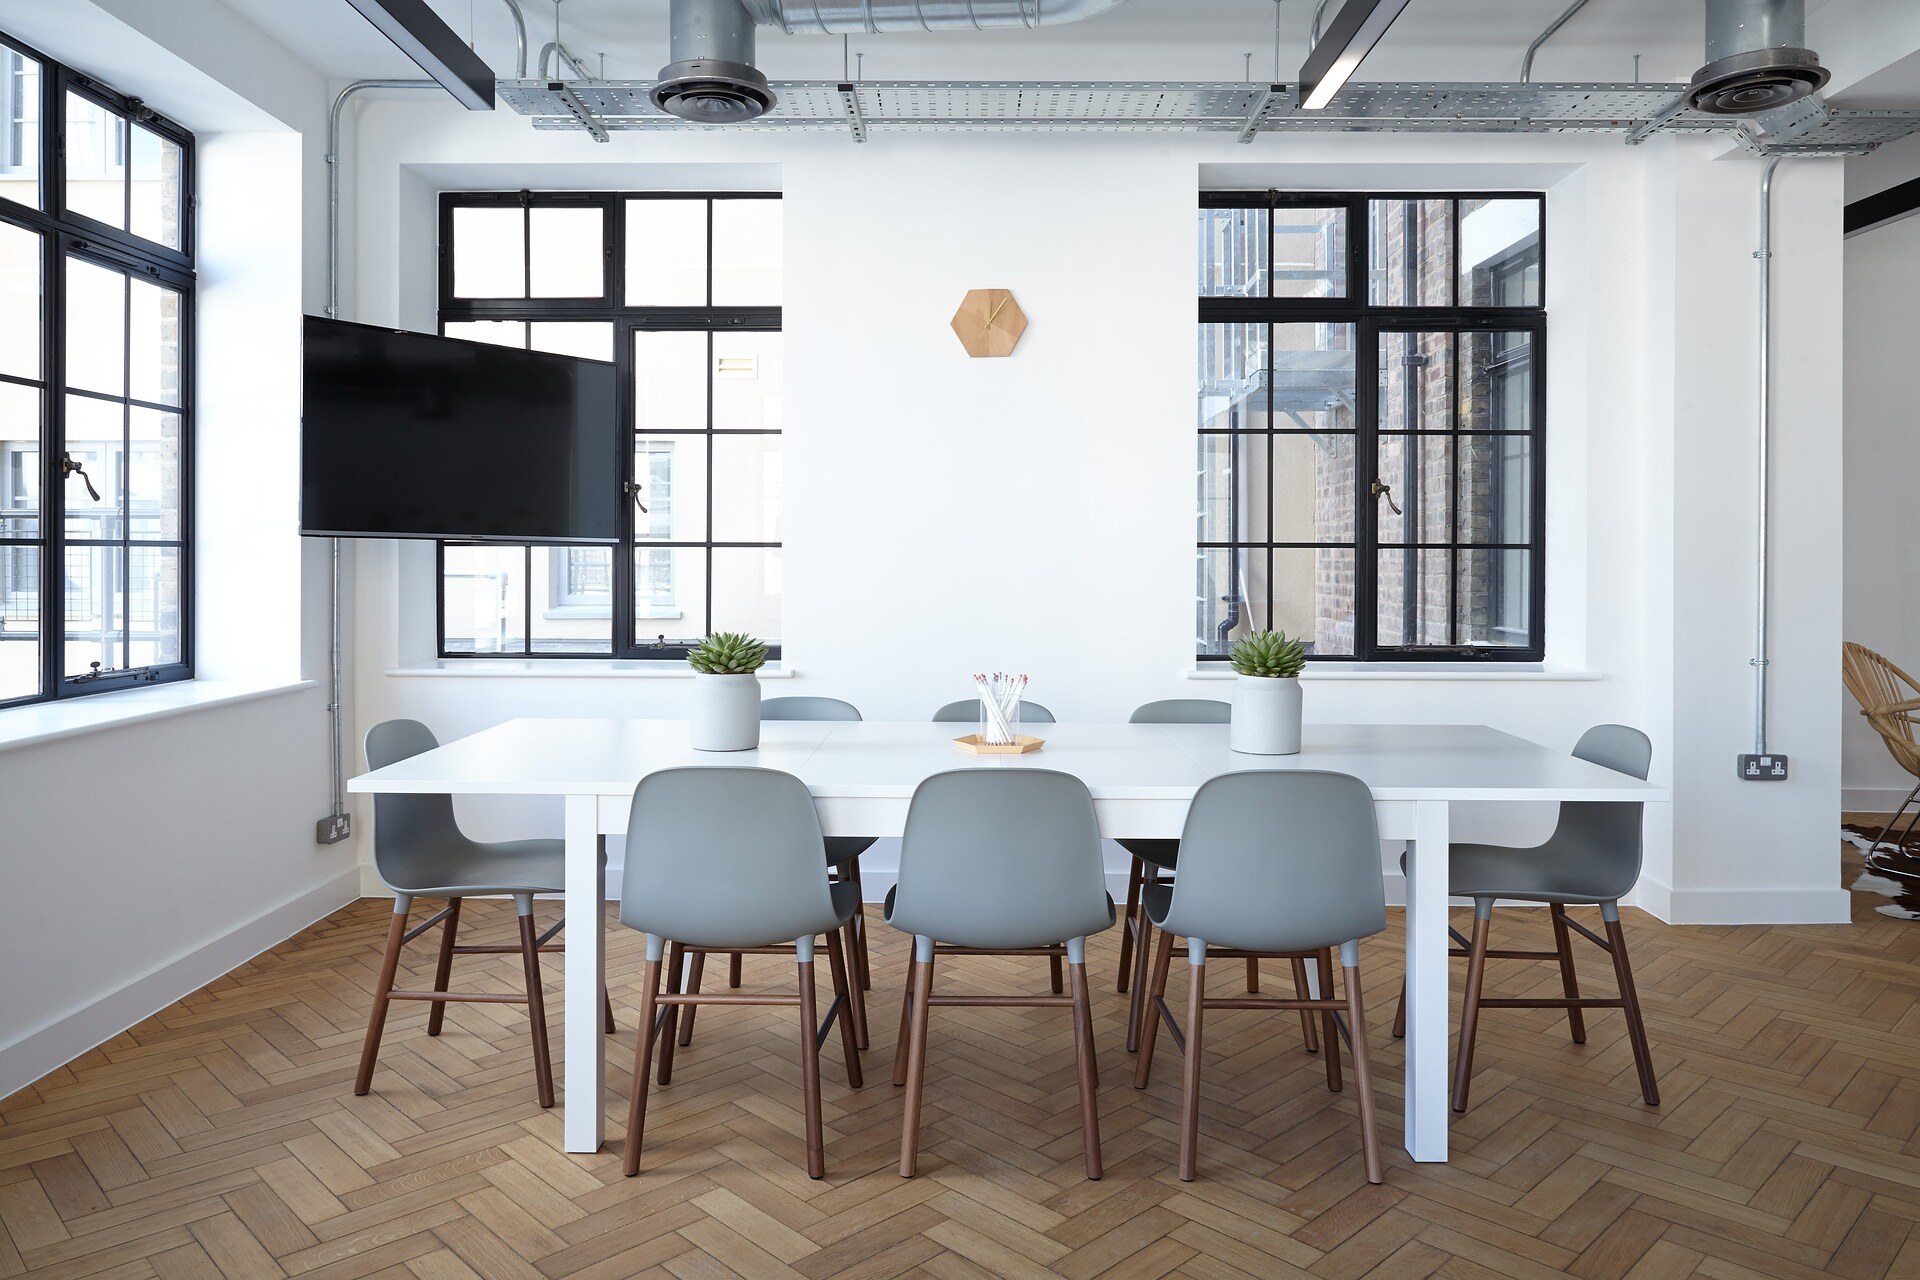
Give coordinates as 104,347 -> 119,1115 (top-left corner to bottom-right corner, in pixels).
61,453 -> 100,503
1370,478 -> 1402,516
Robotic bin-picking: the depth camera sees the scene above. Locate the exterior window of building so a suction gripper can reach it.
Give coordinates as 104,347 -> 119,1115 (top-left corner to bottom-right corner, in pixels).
1197,192 -> 1545,663
437,192 -> 782,659
0,30 -> 193,708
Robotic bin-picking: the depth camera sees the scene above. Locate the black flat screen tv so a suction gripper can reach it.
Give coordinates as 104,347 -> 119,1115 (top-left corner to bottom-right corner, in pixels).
301,316 -> 619,542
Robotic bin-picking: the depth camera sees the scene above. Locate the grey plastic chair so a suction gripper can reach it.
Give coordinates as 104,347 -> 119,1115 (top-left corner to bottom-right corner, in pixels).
1390,724 -> 1657,1113
684,695 -> 872,1051
618,767 -> 863,1180
355,719 -> 612,1109
1131,770 -> 1389,1184
887,768 -> 1114,1179
931,698 -> 1056,724
1119,700 -> 1300,1043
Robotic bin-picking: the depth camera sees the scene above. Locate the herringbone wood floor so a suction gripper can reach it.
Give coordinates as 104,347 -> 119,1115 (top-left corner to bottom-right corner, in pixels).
7,853 -> 1920,1279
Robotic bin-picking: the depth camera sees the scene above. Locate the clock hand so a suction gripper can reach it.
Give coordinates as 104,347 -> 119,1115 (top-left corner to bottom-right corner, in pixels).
986,295 -> 1008,328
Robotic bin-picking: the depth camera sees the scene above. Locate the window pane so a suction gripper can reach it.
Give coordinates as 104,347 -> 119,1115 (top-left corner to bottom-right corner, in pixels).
1370,199 -> 1452,306
712,435 -> 781,543
625,199 -> 706,305
0,219 -> 40,380
1456,435 -> 1532,546
442,543 -> 527,654
1378,330 -> 1452,434
64,92 -> 125,229
1271,432 -> 1356,546
1,47 -> 41,210
633,331 -> 706,432
62,395 -> 121,539
632,436 -> 705,542
1376,432 -> 1452,547
712,332 -> 781,431
1377,547 -> 1452,647
1460,329 -> 1533,434
0,383 -> 39,531
129,278 -> 182,407
1198,206 -> 1265,298
529,205 -> 604,298
0,543 -> 36,699
1198,432 -> 1267,546
1198,323 -> 1265,431
1458,549 -> 1532,647
1273,207 -> 1346,299
1195,546 -> 1237,657
127,544 -> 179,667
1459,199 -> 1541,307
129,125 -> 183,250
443,319 -> 526,348
1198,546 -> 1353,657
530,545 -> 611,654
451,205 -> 524,298
711,546 -> 780,642
530,321 -> 613,361
635,545 -> 705,638
64,543 -> 122,674
65,257 -> 125,397
711,199 -> 781,305
128,407 -> 180,540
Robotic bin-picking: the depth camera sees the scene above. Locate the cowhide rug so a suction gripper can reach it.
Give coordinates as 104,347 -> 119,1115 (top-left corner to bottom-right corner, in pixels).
1845,818 -> 1920,919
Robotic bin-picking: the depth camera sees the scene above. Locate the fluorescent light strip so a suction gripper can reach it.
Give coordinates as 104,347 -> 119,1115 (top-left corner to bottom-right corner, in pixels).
1297,0 -> 1417,111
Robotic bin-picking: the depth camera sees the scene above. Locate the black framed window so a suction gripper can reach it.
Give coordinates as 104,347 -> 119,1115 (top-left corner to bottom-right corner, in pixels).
0,28 -> 193,708
436,191 -> 781,660
1197,191 -> 1545,663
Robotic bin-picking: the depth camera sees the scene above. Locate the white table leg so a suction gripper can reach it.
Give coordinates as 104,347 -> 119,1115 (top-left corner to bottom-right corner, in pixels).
563,793 -> 604,1153
1403,799 -> 1450,1162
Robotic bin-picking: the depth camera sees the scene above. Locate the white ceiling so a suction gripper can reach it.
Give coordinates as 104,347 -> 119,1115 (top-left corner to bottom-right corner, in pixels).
220,0 -> 1734,88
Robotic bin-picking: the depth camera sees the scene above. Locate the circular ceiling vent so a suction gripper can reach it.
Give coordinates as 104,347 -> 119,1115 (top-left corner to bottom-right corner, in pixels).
651,59 -> 776,124
1685,47 -> 1829,115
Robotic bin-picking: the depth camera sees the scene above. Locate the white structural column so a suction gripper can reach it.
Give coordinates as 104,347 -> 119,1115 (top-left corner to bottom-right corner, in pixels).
563,794 -> 604,1154
1403,799 -> 1452,1161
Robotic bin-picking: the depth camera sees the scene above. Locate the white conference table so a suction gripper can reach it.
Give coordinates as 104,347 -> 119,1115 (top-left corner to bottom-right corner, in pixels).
349,718 -> 1666,1161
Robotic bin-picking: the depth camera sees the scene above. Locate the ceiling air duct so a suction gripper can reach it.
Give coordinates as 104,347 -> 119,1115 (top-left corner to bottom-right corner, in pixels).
1686,0 -> 1829,115
654,0 -> 1135,122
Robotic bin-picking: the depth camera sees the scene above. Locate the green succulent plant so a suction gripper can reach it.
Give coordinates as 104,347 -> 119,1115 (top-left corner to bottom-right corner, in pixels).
1230,629 -> 1307,679
687,631 -> 768,675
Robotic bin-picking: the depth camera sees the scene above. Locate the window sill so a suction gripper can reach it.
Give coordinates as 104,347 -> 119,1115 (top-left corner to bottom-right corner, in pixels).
387,660 -> 795,679
0,678 -> 319,754
1188,663 -> 1602,682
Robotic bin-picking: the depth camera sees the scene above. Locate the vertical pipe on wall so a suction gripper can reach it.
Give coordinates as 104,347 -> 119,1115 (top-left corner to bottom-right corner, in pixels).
1752,155 -> 1783,755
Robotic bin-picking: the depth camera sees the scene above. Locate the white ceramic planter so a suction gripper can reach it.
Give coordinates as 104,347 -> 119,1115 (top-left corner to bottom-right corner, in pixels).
1229,674 -> 1302,755
690,672 -> 761,751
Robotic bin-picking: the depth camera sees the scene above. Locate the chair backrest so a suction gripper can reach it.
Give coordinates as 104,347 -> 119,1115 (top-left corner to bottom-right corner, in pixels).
620,767 -> 838,949
1158,770 -> 1387,954
890,769 -> 1111,949
761,696 -> 862,722
1129,698 -> 1231,725
1843,643 -> 1920,777
364,719 -> 471,890
1545,724 -> 1654,899
931,698 -> 1056,724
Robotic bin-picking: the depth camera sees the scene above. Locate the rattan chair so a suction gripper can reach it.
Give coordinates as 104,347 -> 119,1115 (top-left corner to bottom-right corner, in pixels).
1843,642 -> 1920,854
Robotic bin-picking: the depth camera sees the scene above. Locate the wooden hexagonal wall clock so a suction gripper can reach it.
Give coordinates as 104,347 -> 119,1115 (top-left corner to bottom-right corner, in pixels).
950,288 -> 1028,358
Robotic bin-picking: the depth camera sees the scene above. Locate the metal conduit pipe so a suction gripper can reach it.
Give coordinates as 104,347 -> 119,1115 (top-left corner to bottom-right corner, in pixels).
501,0 -> 529,76
1752,155 -> 1783,755
1521,0 -> 1593,83
538,39 -> 594,79
739,0 -> 1132,36
1309,0 -> 1333,50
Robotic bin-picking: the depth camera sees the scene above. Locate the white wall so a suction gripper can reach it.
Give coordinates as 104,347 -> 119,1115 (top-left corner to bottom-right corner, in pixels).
336,100 -> 1847,924
0,1 -> 357,1097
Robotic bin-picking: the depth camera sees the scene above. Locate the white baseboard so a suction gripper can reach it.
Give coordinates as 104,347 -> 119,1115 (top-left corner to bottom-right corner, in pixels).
0,868 -> 362,1101
1845,787 -> 1918,812
1633,877 -> 1851,926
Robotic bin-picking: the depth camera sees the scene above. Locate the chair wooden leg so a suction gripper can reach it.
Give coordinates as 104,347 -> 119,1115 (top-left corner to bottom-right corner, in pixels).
1069,960 -> 1102,1180
1245,957 -> 1260,994
797,947 -> 826,1180
1050,954 -> 1064,995
728,953 -> 744,988
1549,904 -> 1588,1045
677,951 -> 706,1047
1452,909 -> 1492,1113
1344,961 -> 1384,1185
899,955 -> 935,1177
848,859 -> 872,992
1291,957 -> 1321,1053
1391,982 -> 1406,1040
426,898 -> 461,1037
825,930 -> 863,1089
840,917 -> 870,1050
1178,947 -> 1206,1182
1317,949 -> 1342,1094
603,986 -> 616,1034
1126,914 -> 1154,1053
1604,911 -> 1660,1106
657,942 -> 685,1086
354,898 -> 411,1096
892,966 -> 915,1088
621,955 -> 663,1177
1133,926 -> 1176,1089
1117,857 -> 1143,993
515,901 -> 555,1110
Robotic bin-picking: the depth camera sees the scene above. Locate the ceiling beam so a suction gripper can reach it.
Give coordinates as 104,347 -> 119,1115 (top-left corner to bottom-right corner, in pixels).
1297,0 -> 1416,110
342,0 -> 496,109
